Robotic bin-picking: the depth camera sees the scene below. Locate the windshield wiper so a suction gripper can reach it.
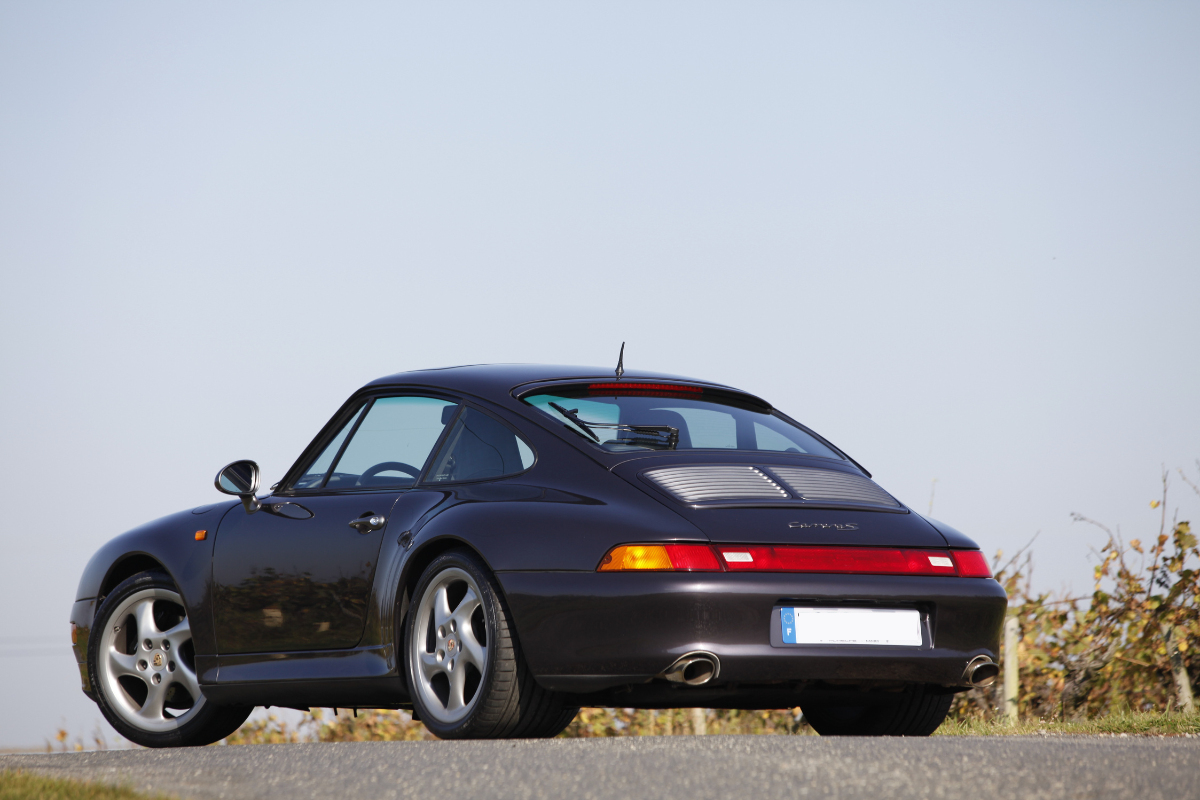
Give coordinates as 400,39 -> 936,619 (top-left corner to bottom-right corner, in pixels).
547,402 -> 679,450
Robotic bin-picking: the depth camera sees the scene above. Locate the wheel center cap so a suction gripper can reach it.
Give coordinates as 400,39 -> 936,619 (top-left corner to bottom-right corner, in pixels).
447,638 -> 457,652
151,651 -> 166,670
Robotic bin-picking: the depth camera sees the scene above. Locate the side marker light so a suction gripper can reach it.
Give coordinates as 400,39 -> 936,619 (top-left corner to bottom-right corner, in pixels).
195,530 -> 208,541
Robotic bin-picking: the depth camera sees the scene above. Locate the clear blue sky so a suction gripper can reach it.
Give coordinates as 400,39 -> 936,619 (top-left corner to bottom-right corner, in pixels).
1,1 -> 1197,748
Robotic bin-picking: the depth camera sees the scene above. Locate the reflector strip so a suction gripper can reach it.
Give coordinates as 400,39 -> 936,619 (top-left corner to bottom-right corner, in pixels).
716,546 -> 960,576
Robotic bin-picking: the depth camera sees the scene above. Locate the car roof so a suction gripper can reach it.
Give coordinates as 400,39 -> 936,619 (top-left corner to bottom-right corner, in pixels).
363,363 -> 741,398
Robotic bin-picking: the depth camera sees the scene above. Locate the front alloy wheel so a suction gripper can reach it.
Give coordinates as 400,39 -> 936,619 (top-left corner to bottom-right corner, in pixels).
88,571 -> 251,747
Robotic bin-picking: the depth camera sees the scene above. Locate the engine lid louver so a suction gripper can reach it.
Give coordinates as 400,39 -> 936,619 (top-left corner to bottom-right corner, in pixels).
642,464 -> 902,509
644,466 -> 788,503
767,466 -> 901,509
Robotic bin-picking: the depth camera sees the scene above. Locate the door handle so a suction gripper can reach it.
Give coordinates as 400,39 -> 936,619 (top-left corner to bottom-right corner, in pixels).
349,515 -> 386,533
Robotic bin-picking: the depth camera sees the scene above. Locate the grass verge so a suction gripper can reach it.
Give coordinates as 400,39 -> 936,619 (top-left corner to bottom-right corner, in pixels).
936,711 -> 1200,736
0,770 -> 171,800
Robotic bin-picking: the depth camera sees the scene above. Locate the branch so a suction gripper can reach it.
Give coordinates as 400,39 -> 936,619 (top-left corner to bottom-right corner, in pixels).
1178,466 -> 1200,500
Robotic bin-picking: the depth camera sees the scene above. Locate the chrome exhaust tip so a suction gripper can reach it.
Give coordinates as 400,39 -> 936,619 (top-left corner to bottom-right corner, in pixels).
660,651 -> 720,686
964,655 -> 1000,687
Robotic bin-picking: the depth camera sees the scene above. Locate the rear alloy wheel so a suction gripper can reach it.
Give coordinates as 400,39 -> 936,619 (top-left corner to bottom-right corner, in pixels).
405,549 -> 574,739
88,571 -> 251,747
802,685 -> 954,736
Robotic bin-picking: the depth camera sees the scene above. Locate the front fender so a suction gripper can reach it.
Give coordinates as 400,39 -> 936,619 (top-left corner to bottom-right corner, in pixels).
73,500 -> 239,658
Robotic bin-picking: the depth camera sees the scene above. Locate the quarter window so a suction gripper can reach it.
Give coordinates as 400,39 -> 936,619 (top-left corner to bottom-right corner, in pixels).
426,408 -> 535,483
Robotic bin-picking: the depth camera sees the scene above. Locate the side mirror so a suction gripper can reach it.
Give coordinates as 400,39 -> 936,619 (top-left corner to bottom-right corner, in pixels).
215,460 -> 262,514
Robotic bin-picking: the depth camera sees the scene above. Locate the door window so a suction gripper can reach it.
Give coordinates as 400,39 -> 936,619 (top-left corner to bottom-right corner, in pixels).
426,407 -> 534,483
297,396 -> 458,490
293,404 -> 368,489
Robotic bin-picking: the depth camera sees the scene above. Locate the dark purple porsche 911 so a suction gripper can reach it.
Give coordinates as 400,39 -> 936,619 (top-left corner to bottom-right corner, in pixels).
70,363 -> 1005,746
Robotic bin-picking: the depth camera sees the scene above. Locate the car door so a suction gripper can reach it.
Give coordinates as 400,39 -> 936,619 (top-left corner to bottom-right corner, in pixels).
211,394 -> 459,654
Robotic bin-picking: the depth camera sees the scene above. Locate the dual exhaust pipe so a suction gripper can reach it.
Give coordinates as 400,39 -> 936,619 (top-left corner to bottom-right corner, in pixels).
660,651 -> 720,686
660,651 -> 997,689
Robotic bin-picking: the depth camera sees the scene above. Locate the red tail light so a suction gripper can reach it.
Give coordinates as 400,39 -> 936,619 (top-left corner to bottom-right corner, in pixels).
951,550 -> 993,578
597,543 -> 992,577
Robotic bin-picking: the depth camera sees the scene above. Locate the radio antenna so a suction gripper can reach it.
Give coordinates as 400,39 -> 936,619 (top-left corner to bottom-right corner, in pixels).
615,342 -> 625,380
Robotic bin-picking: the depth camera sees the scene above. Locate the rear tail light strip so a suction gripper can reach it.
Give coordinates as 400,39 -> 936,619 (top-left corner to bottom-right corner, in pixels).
597,544 -> 992,577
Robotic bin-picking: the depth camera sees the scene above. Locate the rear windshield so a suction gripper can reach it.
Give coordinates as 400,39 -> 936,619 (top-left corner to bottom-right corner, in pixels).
523,386 -> 843,458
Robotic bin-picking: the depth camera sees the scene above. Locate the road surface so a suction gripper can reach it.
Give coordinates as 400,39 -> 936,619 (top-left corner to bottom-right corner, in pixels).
3,735 -> 1197,800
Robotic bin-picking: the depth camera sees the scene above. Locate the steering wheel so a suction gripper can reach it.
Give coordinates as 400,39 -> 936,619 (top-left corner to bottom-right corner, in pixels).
356,461 -> 423,486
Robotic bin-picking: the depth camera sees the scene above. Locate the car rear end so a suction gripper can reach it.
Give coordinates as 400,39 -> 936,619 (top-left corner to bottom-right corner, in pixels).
506,380 -> 1007,711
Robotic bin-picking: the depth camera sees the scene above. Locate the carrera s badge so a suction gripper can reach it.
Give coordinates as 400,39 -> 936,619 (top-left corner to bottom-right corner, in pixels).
788,522 -> 859,531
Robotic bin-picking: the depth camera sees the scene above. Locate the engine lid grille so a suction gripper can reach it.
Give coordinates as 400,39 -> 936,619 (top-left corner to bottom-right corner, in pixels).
641,464 -> 902,509
644,466 -> 788,503
766,466 -> 900,508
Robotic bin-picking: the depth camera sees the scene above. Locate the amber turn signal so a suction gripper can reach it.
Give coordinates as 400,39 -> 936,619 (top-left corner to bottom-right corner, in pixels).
598,544 -> 723,572
195,530 -> 208,541
70,623 -> 77,644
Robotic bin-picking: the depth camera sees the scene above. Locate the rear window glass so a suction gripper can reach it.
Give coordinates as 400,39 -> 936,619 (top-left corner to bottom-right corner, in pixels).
523,386 -> 842,458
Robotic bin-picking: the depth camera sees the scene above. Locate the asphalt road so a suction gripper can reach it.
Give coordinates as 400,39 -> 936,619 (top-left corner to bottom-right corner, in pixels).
3,736 -> 1198,800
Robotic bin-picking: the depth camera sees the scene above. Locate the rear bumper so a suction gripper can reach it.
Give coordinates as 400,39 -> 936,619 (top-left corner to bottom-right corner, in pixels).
499,571 -> 1007,695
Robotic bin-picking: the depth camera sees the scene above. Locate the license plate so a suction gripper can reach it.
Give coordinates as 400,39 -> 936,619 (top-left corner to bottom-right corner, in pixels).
780,607 -> 922,646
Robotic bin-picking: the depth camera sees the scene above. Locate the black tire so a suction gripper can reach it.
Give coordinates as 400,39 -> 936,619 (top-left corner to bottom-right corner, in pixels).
802,685 -> 954,736
404,549 -> 574,739
88,571 -> 253,748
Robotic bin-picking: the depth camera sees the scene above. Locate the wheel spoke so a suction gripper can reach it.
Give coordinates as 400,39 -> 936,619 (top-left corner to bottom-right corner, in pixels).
133,598 -> 162,640
452,589 -> 480,628
174,661 -> 202,703
161,617 -> 191,646
432,585 -> 454,629
459,627 -> 485,670
446,660 -> 467,712
138,679 -> 169,722
107,649 -> 141,680
418,649 -> 442,682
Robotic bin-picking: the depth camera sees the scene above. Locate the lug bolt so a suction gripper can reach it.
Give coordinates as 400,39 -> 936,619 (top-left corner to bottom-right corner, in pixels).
137,660 -> 148,671
152,673 -> 161,684
143,639 -> 153,650
162,641 -> 170,651
450,621 -> 456,633
168,661 -> 176,672
438,626 -> 445,638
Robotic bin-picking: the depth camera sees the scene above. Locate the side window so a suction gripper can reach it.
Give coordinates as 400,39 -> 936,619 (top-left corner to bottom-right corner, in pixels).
426,408 -> 535,483
293,404 -> 368,489
324,396 -> 458,489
